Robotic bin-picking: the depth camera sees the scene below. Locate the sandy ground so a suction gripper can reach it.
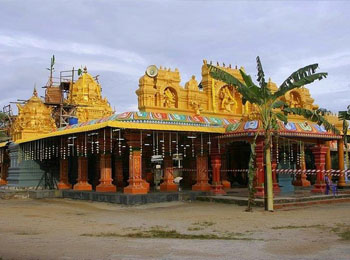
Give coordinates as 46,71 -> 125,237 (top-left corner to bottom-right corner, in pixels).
0,198 -> 349,260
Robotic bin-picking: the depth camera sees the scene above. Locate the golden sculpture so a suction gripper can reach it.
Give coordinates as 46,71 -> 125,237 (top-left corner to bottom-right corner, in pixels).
163,88 -> 176,108
219,86 -> 236,112
11,88 -> 56,141
66,67 -> 113,122
136,61 -> 324,123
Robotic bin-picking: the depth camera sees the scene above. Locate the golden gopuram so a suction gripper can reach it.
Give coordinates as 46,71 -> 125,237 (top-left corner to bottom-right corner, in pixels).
0,60 -> 348,202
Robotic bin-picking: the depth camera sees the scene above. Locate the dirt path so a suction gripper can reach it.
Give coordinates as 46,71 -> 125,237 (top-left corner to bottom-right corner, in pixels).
0,198 -> 349,260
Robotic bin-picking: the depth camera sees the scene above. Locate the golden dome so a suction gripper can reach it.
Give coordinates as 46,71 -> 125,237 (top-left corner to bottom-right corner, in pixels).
11,88 -> 56,141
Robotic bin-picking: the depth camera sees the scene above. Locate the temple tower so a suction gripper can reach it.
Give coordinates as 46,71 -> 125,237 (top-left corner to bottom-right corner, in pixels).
11,88 -> 56,142
66,67 -> 113,122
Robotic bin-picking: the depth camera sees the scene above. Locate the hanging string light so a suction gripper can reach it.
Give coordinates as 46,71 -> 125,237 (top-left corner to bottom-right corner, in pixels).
201,133 -> 203,156
208,134 -> 211,155
140,130 -> 143,157
67,137 -> 71,157
110,128 -> 113,153
84,133 -> 87,157
283,139 -> 286,165
290,141 -> 294,163
162,132 -> 165,158
176,132 -> 179,156
276,136 -> 279,163
296,141 -> 300,166
76,137 -> 80,157
156,132 -> 159,155
152,131 -> 155,156
169,132 -> 172,157
129,145 -> 132,160
192,138 -> 194,157
103,129 -> 106,154
118,129 -> 122,156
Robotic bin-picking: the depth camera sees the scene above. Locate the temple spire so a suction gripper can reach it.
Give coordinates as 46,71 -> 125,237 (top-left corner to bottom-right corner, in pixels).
33,86 -> 38,97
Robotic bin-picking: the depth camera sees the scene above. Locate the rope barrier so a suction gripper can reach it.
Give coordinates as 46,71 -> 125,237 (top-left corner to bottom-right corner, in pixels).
176,168 -> 350,177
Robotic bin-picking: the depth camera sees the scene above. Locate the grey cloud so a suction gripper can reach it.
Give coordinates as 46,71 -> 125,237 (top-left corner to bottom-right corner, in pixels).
0,0 -> 349,114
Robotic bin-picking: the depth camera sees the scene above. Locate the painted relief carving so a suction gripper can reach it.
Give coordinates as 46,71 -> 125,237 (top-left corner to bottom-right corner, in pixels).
219,86 -> 236,112
163,88 -> 177,108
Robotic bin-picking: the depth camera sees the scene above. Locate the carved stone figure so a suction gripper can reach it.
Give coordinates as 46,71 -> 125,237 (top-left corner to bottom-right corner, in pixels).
163,88 -> 176,108
219,86 -> 236,112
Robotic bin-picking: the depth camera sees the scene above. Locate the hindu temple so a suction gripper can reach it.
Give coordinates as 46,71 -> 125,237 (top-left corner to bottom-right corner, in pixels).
0,60 -> 348,201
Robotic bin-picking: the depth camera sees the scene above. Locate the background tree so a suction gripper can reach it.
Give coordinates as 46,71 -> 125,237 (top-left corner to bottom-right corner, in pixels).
0,112 -> 10,142
208,57 -> 338,211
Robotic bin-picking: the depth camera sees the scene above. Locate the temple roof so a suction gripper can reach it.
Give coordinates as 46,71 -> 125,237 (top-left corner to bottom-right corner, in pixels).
15,111 -> 239,144
222,120 -> 341,140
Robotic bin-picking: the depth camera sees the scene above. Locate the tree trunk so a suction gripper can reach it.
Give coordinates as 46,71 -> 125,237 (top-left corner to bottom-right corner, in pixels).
265,146 -> 274,211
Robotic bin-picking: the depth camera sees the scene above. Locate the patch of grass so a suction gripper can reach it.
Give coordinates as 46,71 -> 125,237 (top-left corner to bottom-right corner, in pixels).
271,224 -> 324,230
16,231 -> 40,235
331,223 -> 350,240
192,221 -> 216,227
81,226 -> 255,241
187,226 -> 203,231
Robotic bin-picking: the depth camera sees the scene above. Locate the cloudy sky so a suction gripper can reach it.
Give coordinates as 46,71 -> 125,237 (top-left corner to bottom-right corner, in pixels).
0,0 -> 349,114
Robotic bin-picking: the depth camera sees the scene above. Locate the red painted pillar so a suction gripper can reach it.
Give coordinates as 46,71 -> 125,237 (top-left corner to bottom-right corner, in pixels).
192,155 -> 211,191
255,139 -> 265,197
271,159 -> 280,193
96,154 -> 116,192
57,158 -> 71,189
124,150 -> 148,194
73,157 -> 92,191
0,150 -> 8,185
311,144 -> 328,193
160,157 -> 178,192
114,158 -> 124,188
221,153 -> 231,190
211,153 -> 226,195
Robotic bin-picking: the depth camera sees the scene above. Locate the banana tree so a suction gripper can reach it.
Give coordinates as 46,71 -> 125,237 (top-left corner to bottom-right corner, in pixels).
208,57 -> 339,211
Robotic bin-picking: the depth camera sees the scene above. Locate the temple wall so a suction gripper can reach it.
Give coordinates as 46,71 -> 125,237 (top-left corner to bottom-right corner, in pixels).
7,143 -> 48,188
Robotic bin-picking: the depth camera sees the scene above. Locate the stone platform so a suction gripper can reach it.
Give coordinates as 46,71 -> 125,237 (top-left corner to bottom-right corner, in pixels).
197,192 -> 350,209
61,190 -> 207,205
0,188 -> 207,205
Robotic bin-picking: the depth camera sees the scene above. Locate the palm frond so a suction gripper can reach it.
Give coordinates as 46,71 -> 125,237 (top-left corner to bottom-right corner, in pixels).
256,56 -> 271,100
271,100 -> 287,109
207,64 -> 262,105
283,107 -> 339,134
339,110 -> 350,121
274,112 -> 288,124
274,64 -> 327,98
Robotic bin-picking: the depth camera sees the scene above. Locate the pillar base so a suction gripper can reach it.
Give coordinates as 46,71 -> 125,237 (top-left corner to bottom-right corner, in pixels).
255,186 -> 265,197
222,180 -> 231,190
192,182 -> 211,192
160,183 -> 178,192
142,180 -> 150,192
211,183 -> 226,195
124,184 -> 148,194
293,178 -> 311,187
96,184 -> 116,192
57,182 -> 71,190
338,180 -> 347,187
73,181 -> 92,191
0,179 -> 8,185
273,183 -> 281,193
312,183 -> 326,193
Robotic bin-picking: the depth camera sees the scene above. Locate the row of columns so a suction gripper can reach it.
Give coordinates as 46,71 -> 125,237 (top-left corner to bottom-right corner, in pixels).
254,139 -> 348,196
57,151 -> 227,195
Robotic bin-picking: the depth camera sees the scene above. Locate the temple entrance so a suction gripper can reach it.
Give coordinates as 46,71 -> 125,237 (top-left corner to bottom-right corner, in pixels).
226,141 -> 250,187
